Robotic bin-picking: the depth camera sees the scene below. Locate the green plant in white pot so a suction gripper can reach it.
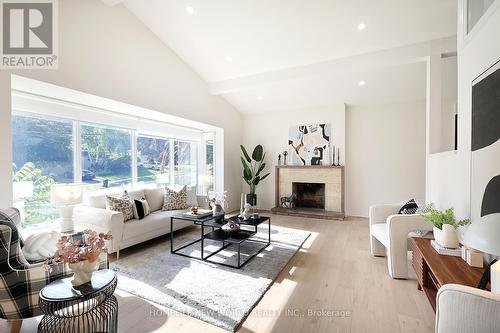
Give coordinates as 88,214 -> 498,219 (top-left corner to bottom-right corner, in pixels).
422,208 -> 470,249
240,144 -> 270,206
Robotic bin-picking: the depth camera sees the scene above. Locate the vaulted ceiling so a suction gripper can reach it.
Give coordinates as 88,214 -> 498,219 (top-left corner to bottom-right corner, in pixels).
106,0 -> 457,113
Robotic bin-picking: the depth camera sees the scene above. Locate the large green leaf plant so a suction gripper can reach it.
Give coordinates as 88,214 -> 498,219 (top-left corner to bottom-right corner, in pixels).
240,145 -> 270,195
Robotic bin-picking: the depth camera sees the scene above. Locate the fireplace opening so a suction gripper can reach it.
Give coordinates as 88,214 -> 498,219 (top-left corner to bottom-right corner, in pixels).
292,182 -> 325,209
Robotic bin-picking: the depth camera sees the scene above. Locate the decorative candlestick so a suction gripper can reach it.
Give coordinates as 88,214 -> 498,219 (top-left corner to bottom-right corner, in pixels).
278,154 -> 281,166
336,147 -> 340,166
283,151 -> 288,165
331,145 -> 336,166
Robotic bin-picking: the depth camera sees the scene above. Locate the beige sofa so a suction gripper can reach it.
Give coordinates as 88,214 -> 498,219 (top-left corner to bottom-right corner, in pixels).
74,186 -> 206,257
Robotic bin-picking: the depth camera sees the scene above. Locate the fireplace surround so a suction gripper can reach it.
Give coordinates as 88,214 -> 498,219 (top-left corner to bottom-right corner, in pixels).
271,165 -> 345,220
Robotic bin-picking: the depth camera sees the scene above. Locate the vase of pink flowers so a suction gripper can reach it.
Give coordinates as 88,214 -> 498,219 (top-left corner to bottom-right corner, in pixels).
46,230 -> 112,287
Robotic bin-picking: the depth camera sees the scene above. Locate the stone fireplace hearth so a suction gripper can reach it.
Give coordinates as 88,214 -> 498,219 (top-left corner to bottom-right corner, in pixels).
271,165 -> 345,220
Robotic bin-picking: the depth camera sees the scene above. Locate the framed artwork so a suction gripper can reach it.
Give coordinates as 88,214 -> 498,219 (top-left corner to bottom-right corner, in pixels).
288,123 -> 330,165
471,59 -> 500,221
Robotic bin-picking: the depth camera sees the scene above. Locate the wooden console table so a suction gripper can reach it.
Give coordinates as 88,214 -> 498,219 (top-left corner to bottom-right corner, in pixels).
411,237 -> 486,312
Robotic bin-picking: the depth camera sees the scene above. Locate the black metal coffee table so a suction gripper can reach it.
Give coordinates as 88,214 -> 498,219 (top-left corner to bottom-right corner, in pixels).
170,214 -> 271,268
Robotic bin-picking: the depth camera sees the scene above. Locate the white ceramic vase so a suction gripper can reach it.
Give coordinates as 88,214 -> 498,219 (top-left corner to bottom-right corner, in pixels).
433,224 -> 459,249
68,260 -> 99,286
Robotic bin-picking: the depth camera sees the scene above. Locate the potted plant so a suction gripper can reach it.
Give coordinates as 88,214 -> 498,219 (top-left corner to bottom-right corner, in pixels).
422,208 -> 470,249
240,144 -> 270,206
45,230 -> 112,286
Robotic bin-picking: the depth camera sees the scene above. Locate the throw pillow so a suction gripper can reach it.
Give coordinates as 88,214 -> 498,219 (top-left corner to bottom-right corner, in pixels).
399,199 -> 418,214
163,185 -> 188,210
106,191 -> 134,221
133,198 -> 151,220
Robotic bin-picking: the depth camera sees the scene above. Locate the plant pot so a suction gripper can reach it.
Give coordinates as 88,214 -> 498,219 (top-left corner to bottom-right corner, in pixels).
246,194 -> 257,206
433,225 -> 459,249
68,260 -> 99,286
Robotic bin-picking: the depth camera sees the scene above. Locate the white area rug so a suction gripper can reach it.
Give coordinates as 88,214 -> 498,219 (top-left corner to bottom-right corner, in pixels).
111,225 -> 310,331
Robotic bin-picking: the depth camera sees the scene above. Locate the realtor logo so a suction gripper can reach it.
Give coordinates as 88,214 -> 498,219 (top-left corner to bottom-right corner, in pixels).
1,0 -> 58,68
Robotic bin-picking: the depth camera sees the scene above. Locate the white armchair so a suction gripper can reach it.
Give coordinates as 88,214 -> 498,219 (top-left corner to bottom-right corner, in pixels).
436,284 -> 500,333
369,203 -> 433,279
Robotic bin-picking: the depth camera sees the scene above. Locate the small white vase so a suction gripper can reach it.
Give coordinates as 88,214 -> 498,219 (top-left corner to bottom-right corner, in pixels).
68,260 -> 99,286
433,225 -> 459,249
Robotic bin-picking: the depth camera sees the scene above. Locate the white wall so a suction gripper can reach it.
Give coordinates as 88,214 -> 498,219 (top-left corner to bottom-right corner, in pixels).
242,101 -> 426,217
0,0 -> 242,210
241,105 -> 346,210
346,102 -> 427,216
427,1 -> 500,219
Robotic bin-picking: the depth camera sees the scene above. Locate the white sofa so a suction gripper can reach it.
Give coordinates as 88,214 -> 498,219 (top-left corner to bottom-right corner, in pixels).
369,203 -> 433,279
436,284 -> 500,333
74,187 -> 206,257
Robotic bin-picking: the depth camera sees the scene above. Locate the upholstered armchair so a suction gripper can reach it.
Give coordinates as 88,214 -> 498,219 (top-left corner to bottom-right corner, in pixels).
0,208 -> 107,333
369,203 -> 433,279
436,284 -> 500,333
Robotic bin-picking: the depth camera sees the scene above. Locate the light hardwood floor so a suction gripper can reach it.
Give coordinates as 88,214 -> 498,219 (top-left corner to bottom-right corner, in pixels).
2,214 -> 435,333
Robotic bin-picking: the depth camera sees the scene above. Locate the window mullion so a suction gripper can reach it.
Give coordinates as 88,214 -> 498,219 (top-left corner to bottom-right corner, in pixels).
73,121 -> 82,183
131,130 -> 138,187
170,139 -> 175,186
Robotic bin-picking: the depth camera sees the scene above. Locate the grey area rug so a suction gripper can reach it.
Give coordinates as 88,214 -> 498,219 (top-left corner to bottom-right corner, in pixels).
110,224 -> 310,331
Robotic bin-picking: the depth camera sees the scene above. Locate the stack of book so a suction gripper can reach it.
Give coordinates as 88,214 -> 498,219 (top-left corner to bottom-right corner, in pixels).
431,240 -> 462,257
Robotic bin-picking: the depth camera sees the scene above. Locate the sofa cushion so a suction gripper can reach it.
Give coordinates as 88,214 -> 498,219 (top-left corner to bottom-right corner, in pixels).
106,192 -> 134,221
127,189 -> 145,201
122,209 -> 185,240
187,185 -> 198,207
144,187 -> 165,212
371,223 -> 389,248
85,188 -> 121,209
162,186 -> 188,210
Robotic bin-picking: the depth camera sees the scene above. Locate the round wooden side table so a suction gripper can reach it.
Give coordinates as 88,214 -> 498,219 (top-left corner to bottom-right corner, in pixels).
38,269 -> 118,333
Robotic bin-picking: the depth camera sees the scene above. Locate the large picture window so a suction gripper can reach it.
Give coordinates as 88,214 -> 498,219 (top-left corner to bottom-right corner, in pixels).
12,110 -> 208,228
174,140 -> 197,186
81,123 -> 132,191
12,113 -> 73,227
137,135 -> 171,184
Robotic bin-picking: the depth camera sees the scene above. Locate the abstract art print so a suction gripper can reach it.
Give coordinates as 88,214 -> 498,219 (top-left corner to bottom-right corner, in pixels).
288,123 -> 330,165
471,60 -> 500,221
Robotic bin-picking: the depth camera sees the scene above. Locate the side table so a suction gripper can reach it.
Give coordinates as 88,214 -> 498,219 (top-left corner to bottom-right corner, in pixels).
38,269 -> 118,333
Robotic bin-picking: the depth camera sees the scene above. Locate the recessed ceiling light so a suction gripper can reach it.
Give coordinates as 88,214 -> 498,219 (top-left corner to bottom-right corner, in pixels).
186,6 -> 194,14
225,56 -> 233,62
358,80 -> 366,86
257,95 -> 263,100
357,22 -> 366,31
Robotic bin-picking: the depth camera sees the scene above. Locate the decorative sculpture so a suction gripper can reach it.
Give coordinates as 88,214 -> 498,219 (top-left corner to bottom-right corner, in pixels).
280,193 -> 297,209
238,203 -> 252,220
283,151 -> 288,165
278,154 -> 281,165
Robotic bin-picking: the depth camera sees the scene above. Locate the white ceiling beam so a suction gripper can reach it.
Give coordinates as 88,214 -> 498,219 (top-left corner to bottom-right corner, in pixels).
208,36 -> 456,95
100,0 -> 126,6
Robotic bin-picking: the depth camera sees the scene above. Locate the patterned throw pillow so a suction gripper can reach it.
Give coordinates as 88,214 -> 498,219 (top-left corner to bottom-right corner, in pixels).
398,199 -> 418,214
106,191 -> 134,221
133,198 -> 151,220
162,185 -> 188,211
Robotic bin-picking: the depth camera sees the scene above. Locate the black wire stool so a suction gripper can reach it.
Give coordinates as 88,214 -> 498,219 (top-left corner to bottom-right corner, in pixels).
38,269 -> 118,333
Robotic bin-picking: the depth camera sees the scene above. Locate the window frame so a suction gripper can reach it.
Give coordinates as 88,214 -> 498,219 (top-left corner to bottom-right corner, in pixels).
12,113 -> 206,228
